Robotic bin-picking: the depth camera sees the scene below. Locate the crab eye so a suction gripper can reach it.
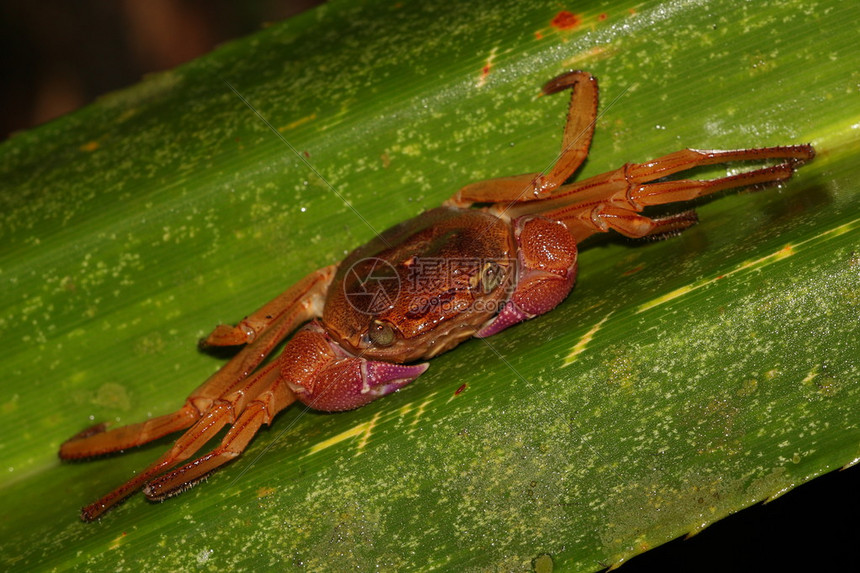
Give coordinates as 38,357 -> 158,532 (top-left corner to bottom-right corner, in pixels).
477,261 -> 505,293
368,320 -> 396,347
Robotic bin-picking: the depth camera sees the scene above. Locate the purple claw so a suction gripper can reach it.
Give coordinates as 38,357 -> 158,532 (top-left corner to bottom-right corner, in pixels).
475,216 -> 578,338
475,300 -> 533,338
363,360 -> 430,399
284,323 -> 429,412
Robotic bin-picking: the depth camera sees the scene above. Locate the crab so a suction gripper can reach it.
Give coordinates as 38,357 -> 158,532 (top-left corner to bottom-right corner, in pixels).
60,71 -> 814,521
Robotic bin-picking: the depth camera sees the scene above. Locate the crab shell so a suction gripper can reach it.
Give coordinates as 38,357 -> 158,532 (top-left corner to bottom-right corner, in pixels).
283,206 -> 578,411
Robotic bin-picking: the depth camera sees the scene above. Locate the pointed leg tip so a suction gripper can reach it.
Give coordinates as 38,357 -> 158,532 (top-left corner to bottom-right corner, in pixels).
59,422 -> 112,460
80,503 -> 104,522
541,70 -> 595,95
67,422 -> 110,441
144,472 -> 211,502
142,482 -> 166,502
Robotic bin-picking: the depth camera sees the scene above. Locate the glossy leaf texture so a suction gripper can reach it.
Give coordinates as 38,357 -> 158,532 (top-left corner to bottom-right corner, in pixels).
1,0 -> 858,571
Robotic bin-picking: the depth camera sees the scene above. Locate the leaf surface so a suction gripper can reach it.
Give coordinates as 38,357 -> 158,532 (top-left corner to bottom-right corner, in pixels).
1,0 -> 858,570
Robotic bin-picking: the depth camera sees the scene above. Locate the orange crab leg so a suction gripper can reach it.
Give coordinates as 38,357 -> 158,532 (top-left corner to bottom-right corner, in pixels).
59,265 -> 334,459
508,145 -> 814,242
628,156 -> 803,206
143,376 -> 294,501
201,266 -> 335,347
79,361 -> 286,521
590,209 -> 701,242
526,146 -> 814,208
144,321 -> 429,502
449,70 -> 598,205
59,407 -> 200,459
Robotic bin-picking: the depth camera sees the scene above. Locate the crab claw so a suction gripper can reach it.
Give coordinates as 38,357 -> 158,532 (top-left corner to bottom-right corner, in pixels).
281,321 -> 428,412
476,215 -> 578,338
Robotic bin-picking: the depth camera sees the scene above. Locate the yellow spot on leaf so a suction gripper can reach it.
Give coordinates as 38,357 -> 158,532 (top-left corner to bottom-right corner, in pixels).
304,411 -> 379,457
2,394 -> 18,414
476,47 -> 498,88
638,217 -> 860,313
80,140 -> 100,152
257,486 -> 276,498
279,113 -> 317,131
397,403 -> 413,420
409,396 -> 435,429
562,45 -> 612,68
562,312 -> 612,367
108,532 -> 126,550
637,245 -> 796,313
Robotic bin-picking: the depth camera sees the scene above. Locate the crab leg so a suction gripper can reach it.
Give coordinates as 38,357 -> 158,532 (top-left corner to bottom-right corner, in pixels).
59,265 -> 334,459
530,146 -> 813,207
142,373 -> 292,502
143,322 -> 429,502
201,266 -> 335,347
509,145 -> 814,242
79,361 -> 286,521
449,71 -> 598,205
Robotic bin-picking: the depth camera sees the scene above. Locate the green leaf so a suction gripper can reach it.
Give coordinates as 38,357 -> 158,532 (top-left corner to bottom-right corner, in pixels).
1,0 -> 857,570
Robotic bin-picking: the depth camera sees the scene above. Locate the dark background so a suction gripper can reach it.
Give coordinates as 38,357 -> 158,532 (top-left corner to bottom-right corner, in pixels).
1,1 -> 856,570
0,0 -> 319,139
